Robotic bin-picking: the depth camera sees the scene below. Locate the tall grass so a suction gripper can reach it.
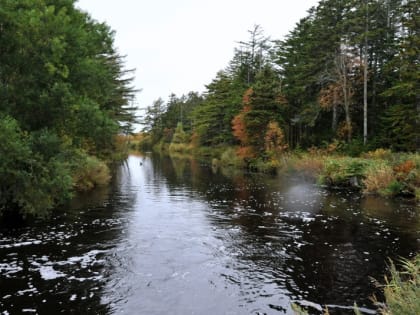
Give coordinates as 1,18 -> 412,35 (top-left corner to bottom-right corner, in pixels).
289,153 -> 325,179
363,161 -> 396,196
375,255 -> 420,315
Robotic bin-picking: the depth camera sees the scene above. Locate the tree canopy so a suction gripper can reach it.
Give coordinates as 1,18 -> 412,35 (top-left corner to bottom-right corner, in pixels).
0,0 -> 136,217
143,0 -> 418,155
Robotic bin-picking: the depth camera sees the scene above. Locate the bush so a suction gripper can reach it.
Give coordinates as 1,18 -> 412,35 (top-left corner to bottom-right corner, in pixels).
169,123 -> 191,154
362,148 -> 393,160
220,147 -> 245,168
72,153 -> 111,191
291,154 -> 325,179
323,157 -> 370,186
363,161 -> 395,196
169,142 -> 191,154
171,122 -> 189,144
0,116 -> 73,218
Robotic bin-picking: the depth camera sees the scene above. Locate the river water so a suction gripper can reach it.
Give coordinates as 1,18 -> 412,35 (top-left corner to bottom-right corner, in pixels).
0,154 -> 418,315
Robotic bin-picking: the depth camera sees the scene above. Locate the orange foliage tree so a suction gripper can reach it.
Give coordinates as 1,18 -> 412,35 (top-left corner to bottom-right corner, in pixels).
264,121 -> 288,156
232,88 -> 255,159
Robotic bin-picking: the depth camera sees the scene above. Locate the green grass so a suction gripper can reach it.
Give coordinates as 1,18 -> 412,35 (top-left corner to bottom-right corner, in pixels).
376,255 -> 420,315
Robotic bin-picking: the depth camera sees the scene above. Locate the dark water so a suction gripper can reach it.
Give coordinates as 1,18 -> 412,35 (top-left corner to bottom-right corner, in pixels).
0,154 -> 418,315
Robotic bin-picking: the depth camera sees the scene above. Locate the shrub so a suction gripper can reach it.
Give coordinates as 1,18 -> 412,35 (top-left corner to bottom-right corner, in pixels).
363,161 -> 395,196
220,147 -> 245,168
385,180 -> 404,196
391,155 -> 420,196
248,157 -> 280,174
72,154 -> 111,191
292,154 -> 325,179
323,157 -> 369,185
393,159 -> 415,175
0,116 -> 73,218
264,121 -> 288,156
169,123 -> 191,154
169,142 -> 191,154
362,148 -> 393,160
171,122 -> 189,144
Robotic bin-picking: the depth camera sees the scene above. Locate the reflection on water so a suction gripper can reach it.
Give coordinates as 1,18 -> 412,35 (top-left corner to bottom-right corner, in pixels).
0,154 -> 418,314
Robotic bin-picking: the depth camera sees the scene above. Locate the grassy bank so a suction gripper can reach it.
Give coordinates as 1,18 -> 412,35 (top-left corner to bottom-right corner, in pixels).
286,149 -> 420,200
215,148 -> 419,200
137,132 -> 420,200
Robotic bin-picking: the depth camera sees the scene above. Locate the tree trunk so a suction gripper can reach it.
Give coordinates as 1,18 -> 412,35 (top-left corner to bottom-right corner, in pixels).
417,92 -> 420,152
332,87 -> 338,132
363,0 -> 369,145
340,54 -> 351,142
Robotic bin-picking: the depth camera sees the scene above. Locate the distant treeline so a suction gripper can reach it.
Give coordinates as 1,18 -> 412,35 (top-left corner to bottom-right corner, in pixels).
0,0 -> 136,218
142,0 -> 419,155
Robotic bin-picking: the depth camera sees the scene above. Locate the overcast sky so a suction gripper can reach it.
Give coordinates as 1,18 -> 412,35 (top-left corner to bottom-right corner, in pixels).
76,0 -> 319,110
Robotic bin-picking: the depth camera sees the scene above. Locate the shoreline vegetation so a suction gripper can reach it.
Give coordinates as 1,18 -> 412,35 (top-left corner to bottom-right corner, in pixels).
133,132 -> 420,201
0,1 -> 136,219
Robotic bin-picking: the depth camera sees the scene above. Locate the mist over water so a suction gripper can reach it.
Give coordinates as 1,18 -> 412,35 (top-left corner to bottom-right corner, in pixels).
0,154 -> 418,314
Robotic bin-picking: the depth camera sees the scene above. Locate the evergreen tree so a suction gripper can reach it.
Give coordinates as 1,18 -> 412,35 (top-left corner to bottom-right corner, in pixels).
0,0 -> 136,217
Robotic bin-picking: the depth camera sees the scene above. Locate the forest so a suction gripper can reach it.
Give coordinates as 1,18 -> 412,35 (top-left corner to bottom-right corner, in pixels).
0,0 -> 136,218
140,0 -> 419,198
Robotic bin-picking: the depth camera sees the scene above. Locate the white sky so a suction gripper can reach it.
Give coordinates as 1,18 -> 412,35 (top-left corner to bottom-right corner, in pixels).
76,0 -> 319,110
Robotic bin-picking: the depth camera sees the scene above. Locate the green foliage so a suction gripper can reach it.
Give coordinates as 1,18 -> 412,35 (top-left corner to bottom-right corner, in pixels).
171,123 -> 188,144
379,104 -> 419,152
378,255 -> 420,315
0,116 -> 73,218
244,65 -> 283,150
384,180 -> 404,197
323,157 -> 370,185
339,138 -> 368,157
72,153 -> 111,191
0,0 -> 135,218
191,71 -> 244,146
220,147 -> 245,168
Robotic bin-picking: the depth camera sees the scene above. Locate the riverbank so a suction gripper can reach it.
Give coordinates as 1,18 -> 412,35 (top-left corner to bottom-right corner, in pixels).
282,150 -> 420,200
137,138 -> 420,201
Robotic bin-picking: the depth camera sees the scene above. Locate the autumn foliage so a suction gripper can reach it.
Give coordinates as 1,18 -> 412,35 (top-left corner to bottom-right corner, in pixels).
242,87 -> 253,106
232,105 -> 251,145
264,121 -> 288,154
318,83 -> 342,110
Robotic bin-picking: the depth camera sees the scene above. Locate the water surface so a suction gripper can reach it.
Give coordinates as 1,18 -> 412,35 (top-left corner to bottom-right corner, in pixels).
0,154 -> 418,314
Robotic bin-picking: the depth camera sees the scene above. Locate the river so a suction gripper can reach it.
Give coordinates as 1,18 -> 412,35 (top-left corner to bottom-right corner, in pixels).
0,154 -> 418,314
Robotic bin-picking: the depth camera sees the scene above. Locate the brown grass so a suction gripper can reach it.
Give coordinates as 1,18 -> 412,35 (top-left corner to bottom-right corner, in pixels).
292,155 -> 325,179
362,162 -> 395,195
